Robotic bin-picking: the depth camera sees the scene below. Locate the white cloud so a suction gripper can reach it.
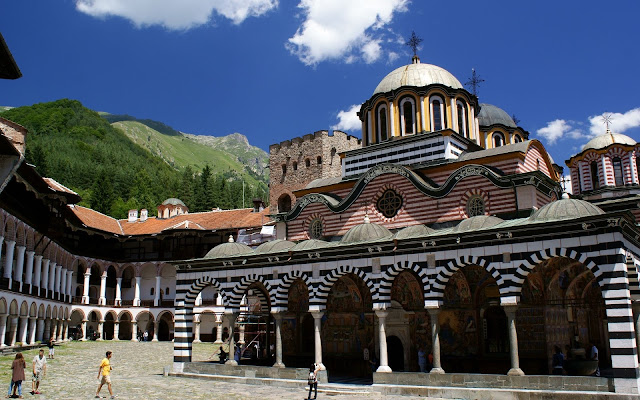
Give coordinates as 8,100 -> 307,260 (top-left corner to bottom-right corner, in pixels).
588,107 -> 640,136
332,104 -> 361,132
286,0 -> 408,66
536,120 -> 584,145
75,0 -> 278,29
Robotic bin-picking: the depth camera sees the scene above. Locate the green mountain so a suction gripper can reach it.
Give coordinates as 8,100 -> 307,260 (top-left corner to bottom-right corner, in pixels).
0,99 -> 270,218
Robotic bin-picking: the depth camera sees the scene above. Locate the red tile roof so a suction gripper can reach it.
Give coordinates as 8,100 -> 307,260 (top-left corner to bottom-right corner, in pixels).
68,205 -> 272,236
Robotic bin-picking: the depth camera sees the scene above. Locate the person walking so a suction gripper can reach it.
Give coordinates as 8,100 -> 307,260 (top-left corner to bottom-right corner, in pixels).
8,352 -> 26,398
95,351 -> 116,399
590,342 -> 600,377
307,363 -> 320,400
30,350 -> 46,395
47,338 -> 55,359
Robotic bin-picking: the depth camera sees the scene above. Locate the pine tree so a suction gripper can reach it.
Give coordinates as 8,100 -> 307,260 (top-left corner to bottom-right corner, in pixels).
90,170 -> 115,215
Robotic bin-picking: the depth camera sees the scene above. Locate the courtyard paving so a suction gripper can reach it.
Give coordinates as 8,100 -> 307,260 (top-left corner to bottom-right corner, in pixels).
0,341 -> 444,400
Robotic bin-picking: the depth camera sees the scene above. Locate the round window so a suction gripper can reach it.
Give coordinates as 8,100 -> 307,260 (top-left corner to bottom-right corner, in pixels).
376,189 -> 403,218
309,219 -> 323,239
466,195 -> 485,217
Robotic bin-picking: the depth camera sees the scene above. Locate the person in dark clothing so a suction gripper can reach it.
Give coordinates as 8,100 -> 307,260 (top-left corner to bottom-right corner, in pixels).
218,346 -> 227,364
552,345 -> 564,375
307,363 -> 320,400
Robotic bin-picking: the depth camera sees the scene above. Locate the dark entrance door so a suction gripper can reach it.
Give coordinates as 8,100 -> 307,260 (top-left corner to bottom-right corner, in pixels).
387,336 -> 404,371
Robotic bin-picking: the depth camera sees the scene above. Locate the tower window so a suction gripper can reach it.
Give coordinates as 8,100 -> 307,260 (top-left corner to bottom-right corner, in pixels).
590,161 -> 599,190
400,97 -> 416,136
613,157 -> 624,186
456,100 -> 468,138
317,156 -> 322,165
377,104 -> 389,142
492,132 -> 505,147
281,164 -> 287,175
513,134 -> 523,143
430,96 -> 445,131
292,161 -> 298,171
305,158 -> 311,168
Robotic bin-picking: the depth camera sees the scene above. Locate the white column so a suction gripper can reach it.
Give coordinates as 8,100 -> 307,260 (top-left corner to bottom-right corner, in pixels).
154,276 -> 161,306
193,318 -> 201,343
0,314 -> 7,347
99,273 -> 107,305
134,276 -> 141,306
630,153 -> 638,184
48,262 -> 56,295
82,268 -> 90,304
366,110 -> 372,145
375,310 -> 391,372
115,278 -> 122,306
56,319 -> 63,341
28,317 -> 37,344
54,264 -> 62,299
62,320 -> 68,341
427,308 -> 444,374
238,324 -> 245,344
41,259 -> 50,297
504,305 -> 524,376
80,320 -> 87,341
389,102 -> 396,138
113,322 -> 120,341
152,320 -> 159,342
131,320 -> 138,342
3,240 -> 15,287
450,98 -> 457,131
9,317 -> 18,346
60,269 -> 67,302
0,237 -> 4,269
18,316 -> 28,344
601,154 -> 608,186
311,311 -> 326,370
35,318 -> 44,342
97,320 -> 104,341
225,313 -> 238,366
24,250 -> 34,290
33,255 -> 42,295
214,314 -> 223,344
14,245 -> 25,290
272,312 -> 285,368
66,270 -> 73,302
419,96 -> 426,132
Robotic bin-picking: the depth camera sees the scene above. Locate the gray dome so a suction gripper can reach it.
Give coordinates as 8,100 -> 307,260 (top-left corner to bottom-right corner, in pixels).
255,239 -> 296,254
395,224 -> 435,240
582,131 -> 636,152
529,196 -> 605,222
374,61 -> 463,95
204,236 -> 254,259
478,104 -> 516,128
453,215 -> 503,233
341,217 -> 393,244
162,198 -> 186,206
291,239 -> 331,252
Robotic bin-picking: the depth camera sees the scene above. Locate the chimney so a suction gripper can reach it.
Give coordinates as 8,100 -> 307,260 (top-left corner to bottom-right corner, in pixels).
140,209 -> 148,222
128,209 -> 138,222
252,198 -> 264,212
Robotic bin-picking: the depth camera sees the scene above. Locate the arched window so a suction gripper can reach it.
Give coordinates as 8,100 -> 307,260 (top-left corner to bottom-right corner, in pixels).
281,164 -> 287,175
456,100 -> 468,138
590,161 -> 600,190
278,194 -> 292,213
305,158 -> 310,168
492,132 -> 505,147
513,134 -> 523,143
292,161 -> 298,171
399,97 -> 416,136
377,104 -> 389,142
317,156 -> 322,165
429,96 -> 445,131
613,157 -> 624,186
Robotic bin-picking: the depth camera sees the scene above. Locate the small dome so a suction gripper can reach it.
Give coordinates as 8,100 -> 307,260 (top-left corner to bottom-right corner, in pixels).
582,131 -> 636,152
529,197 -> 605,222
395,224 -> 435,240
453,215 -> 503,233
373,61 -> 463,95
341,216 -> 393,244
255,239 -> 296,254
162,198 -> 186,206
291,239 -> 331,252
204,235 -> 254,259
477,104 -> 516,128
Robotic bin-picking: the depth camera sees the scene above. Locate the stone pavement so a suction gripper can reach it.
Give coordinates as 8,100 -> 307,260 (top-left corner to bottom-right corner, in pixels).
0,341 -> 445,400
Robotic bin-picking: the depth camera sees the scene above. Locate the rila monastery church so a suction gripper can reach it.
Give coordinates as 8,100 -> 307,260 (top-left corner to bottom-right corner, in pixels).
3,34 -> 640,396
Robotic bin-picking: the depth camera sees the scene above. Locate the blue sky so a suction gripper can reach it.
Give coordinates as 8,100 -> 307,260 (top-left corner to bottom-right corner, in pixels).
1,0 -> 639,169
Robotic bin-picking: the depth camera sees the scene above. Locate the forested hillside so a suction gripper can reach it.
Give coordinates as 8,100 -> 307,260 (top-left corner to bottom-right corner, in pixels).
0,99 -> 269,219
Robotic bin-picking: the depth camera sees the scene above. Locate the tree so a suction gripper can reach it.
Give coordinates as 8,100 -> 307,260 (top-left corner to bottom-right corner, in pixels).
90,170 -> 115,215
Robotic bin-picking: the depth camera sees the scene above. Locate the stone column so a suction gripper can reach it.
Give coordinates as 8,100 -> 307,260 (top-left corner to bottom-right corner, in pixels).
134,276 -> 141,306
9,317 -> 18,346
193,318 -> 201,343
99,273 -> 107,305
56,319 -> 63,341
66,270 -> 73,303
131,320 -> 138,341
48,262 -> 56,296
375,310 -> 392,372
36,318 -> 44,342
28,317 -> 37,344
14,245 -> 25,290
33,255 -> 42,295
3,240 -> 15,288
53,264 -> 61,299
113,322 -> 120,341
18,316 -> 28,344
311,311 -> 326,370
152,321 -> 159,342
80,320 -> 87,341
82,268 -> 90,304
272,312 -> 285,368
43,318 -> 51,342
115,277 -> 122,306
24,251 -> 35,293
504,305 -> 524,376
0,314 -> 7,347
60,269 -> 67,302
238,324 -> 246,345
62,319 -> 69,341
427,308 -> 445,374
214,314 -> 223,344
225,313 -> 238,366
97,320 -> 104,341
154,276 -> 161,306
